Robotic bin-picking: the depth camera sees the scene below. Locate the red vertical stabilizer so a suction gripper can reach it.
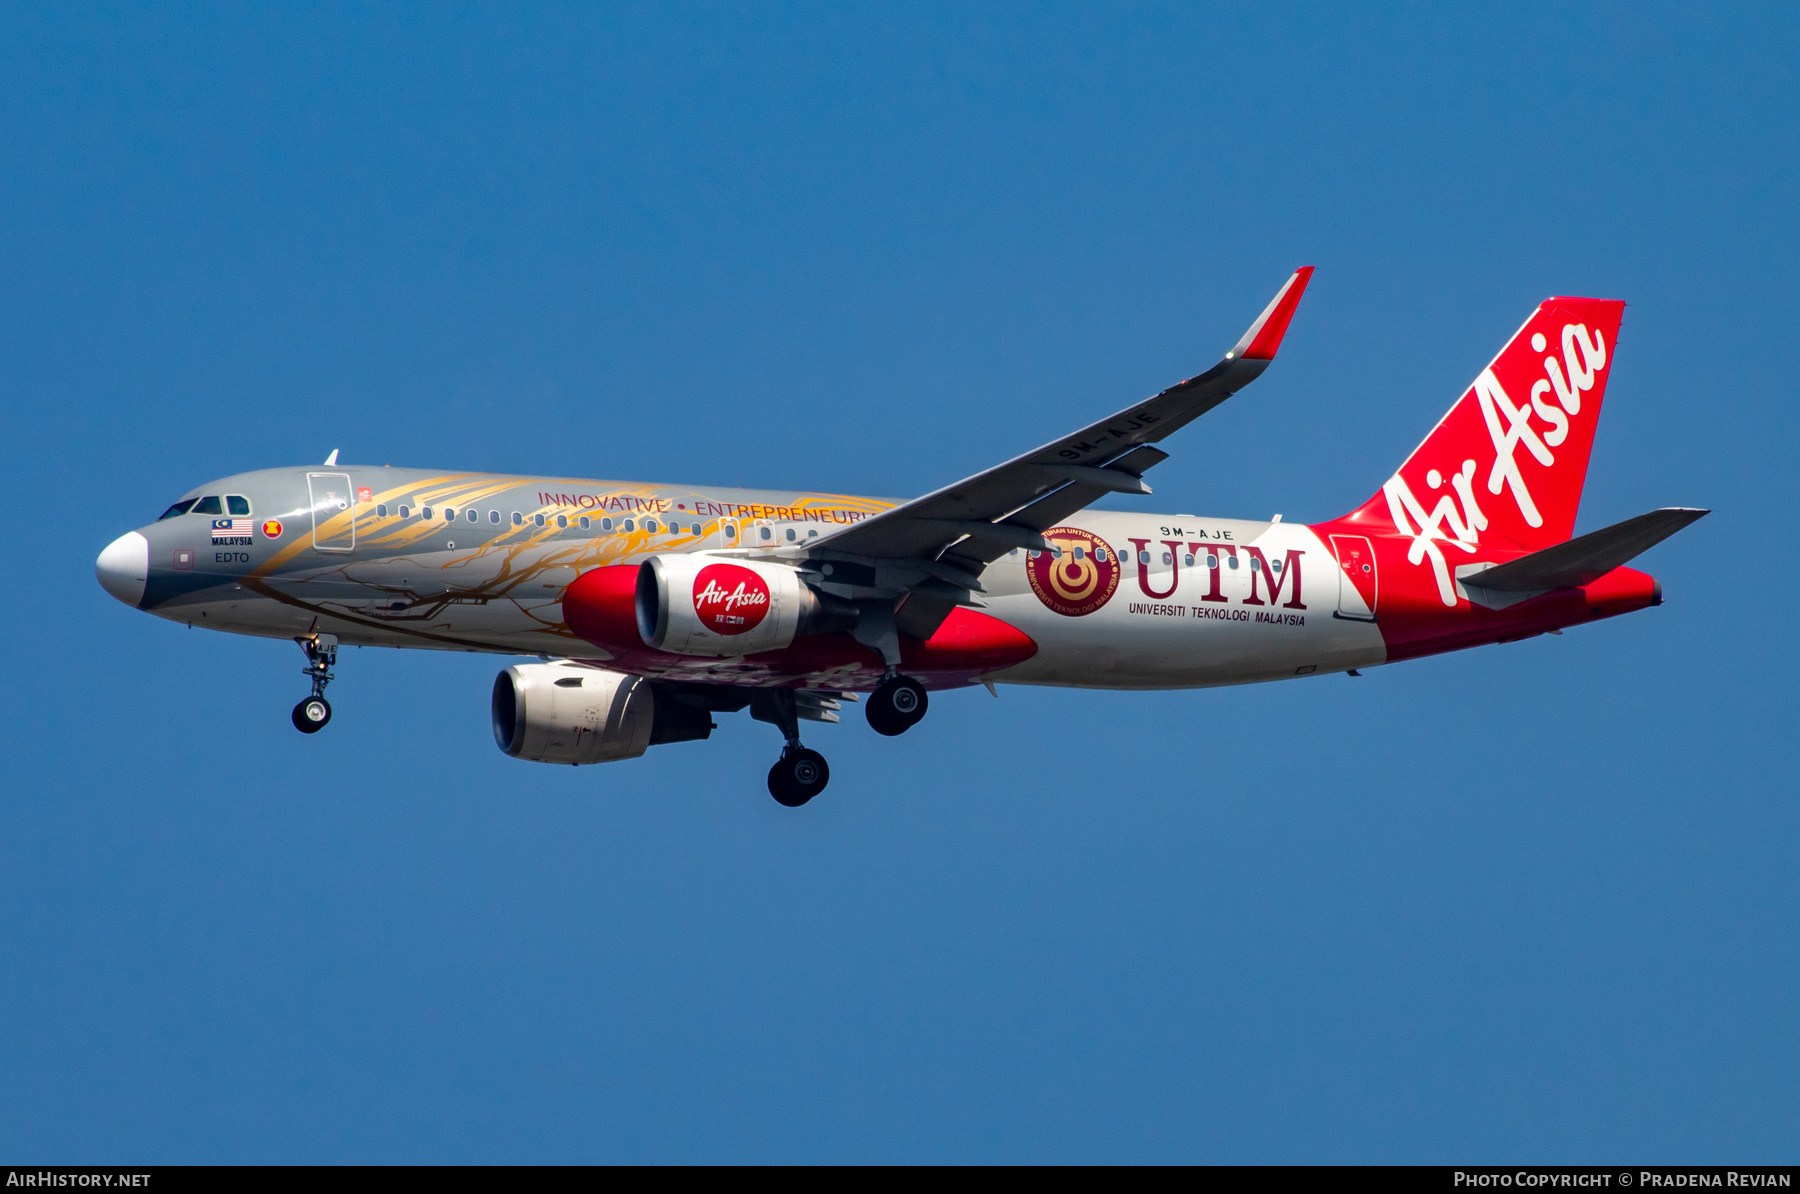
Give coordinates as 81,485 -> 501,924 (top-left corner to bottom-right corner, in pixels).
1319,296 -> 1625,612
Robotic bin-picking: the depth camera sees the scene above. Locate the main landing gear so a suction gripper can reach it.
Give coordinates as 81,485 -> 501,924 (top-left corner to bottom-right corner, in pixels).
751,689 -> 831,807
851,603 -> 928,737
866,673 -> 928,737
762,673 -> 926,804
292,632 -> 338,734
769,747 -> 830,808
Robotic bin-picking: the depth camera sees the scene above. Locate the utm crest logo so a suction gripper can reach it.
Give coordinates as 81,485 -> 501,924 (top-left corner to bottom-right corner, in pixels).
1026,527 -> 1120,617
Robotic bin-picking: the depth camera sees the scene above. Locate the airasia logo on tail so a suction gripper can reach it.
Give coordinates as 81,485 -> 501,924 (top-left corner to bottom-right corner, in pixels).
692,563 -> 771,634
1376,301 -> 1621,607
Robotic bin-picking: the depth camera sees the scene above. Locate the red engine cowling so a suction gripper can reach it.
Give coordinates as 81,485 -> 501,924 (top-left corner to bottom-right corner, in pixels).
635,555 -> 857,657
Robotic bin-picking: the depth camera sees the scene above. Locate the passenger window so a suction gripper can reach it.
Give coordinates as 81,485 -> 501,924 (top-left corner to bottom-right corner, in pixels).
1073,547 -> 1085,560
623,518 -> 635,532
694,524 -> 703,536
444,507 -> 456,520
645,519 -> 659,533
158,499 -> 198,521
601,517 -> 613,531
489,510 -> 500,524
556,515 -> 568,529
192,496 -> 223,516
423,507 -> 434,520
724,525 -> 736,540
226,496 -> 251,516
1162,552 -> 1173,566
512,512 -> 523,526
467,509 -> 477,522
398,505 -> 411,518
377,503 -> 387,517
784,528 -> 795,542
759,526 -> 772,541
579,516 -> 590,530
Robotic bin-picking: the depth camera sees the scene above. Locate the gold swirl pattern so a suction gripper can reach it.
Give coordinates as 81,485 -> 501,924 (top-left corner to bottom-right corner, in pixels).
237,474 -> 899,652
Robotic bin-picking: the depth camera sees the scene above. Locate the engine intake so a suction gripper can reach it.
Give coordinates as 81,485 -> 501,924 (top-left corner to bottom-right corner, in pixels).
492,662 -> 710,765
635,555 -> 857,657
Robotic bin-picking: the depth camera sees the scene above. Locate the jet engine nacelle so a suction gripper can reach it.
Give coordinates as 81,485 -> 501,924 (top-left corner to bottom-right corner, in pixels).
636,555 -> 857,657
492,662 -> 654,765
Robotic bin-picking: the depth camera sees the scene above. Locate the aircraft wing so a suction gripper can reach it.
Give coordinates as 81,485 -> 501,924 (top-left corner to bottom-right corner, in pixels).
800,267 -> 1313,635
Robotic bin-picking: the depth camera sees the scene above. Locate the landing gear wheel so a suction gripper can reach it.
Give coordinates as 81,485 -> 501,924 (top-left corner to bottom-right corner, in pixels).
292,697 -> 332,734
866,675 -> 928,737
292,633 -> 339,735
768,747 -> 830,807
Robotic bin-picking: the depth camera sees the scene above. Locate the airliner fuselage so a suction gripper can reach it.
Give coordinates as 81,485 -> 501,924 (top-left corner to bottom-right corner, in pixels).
94,271 -> 1702,806
104,466 -> 1387,689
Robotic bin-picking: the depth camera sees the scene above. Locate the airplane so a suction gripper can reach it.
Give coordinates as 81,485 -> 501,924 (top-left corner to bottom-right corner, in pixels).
94,269 -> 1706,806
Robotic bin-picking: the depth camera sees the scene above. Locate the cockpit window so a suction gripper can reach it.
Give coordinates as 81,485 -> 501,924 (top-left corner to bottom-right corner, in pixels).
226,495 -> 251,516
158,498 -> 198,520
191,496 -> 223,515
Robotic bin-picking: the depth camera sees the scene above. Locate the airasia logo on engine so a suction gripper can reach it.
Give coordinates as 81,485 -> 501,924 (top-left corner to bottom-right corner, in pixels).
692,563 -> 771,635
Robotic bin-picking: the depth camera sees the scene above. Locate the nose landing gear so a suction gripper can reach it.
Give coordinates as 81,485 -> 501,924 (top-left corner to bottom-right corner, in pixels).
292,632 -> 338,734
866,673 -> 928,736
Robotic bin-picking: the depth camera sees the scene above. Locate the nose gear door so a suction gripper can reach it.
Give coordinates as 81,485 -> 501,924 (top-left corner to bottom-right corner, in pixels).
307,472 -> 356,553
1330,534 -> 1377,621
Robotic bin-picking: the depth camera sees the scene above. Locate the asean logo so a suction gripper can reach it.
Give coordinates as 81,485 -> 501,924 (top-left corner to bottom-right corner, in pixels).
1026,527 -> 1120,617
261,518 -> 284,539
692,563 -> 771,635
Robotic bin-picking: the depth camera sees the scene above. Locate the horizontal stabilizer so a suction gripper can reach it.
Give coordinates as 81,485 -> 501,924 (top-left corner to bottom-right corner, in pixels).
1464,507 -> 1709,594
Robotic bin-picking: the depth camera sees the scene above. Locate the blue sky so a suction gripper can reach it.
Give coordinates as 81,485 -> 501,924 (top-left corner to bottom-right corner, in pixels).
2,3 -> 1796,1162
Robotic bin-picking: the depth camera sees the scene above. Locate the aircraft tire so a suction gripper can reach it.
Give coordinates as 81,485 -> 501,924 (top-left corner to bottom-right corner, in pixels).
866,675 -> 928,737
768,748 -> 829,806
293,697 -> 332,734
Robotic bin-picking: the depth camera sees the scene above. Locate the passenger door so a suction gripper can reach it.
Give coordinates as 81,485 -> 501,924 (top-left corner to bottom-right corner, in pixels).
1330,534 -> 1377,621
307,473 -> 356,553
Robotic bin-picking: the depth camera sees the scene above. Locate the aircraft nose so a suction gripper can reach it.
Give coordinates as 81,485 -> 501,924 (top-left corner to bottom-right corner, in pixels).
96,531 -> 150,608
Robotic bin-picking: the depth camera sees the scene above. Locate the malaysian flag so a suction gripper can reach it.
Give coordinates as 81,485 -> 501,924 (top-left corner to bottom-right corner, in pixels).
211,518 -> 254,541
